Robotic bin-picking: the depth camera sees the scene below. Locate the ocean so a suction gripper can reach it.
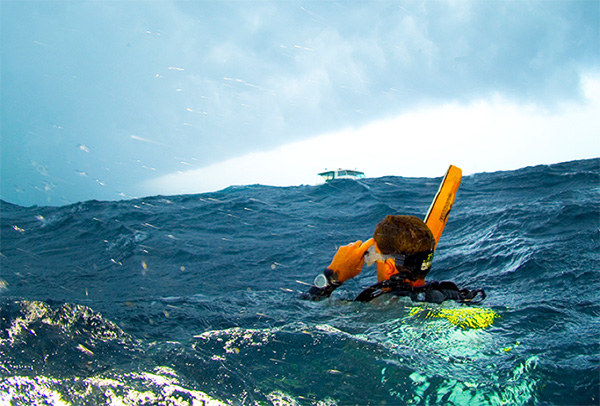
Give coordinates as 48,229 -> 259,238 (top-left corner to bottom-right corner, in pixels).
1,158 -> 598,405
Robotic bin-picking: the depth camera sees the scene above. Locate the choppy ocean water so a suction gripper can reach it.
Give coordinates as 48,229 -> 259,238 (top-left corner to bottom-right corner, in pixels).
1,158 -> 598,405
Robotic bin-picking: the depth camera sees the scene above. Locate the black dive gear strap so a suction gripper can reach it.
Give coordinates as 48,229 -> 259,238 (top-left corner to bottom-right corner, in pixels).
368,248 -> 434,281
365,246 -> 433,280
392,250 -> 434,277
354,274 -> 486,304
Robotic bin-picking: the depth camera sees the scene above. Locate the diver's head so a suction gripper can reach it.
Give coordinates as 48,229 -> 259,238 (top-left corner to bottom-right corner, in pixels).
372,215 -> 435,284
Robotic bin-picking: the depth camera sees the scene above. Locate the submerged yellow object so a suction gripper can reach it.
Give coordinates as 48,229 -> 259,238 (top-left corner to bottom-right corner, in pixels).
409,306 -> 499,329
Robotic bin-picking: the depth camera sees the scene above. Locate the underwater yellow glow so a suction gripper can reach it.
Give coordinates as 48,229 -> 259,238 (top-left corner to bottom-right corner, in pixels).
409,306 -> 500,330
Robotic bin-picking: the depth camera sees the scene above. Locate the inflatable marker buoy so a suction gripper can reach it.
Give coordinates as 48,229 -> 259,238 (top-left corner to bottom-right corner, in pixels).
425,165 -> 462,248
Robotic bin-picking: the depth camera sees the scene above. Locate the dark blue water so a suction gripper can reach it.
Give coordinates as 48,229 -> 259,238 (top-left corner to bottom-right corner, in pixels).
1,159 -> 598,405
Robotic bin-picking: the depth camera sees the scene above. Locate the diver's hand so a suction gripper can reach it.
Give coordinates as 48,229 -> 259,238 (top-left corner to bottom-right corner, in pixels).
328,239 -> 375,283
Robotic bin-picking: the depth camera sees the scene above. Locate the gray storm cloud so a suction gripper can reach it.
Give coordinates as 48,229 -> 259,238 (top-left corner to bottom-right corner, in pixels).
1,0 -> 598,205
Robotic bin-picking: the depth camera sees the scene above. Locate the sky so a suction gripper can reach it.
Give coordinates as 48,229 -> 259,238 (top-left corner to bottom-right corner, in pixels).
1,0 -> 599,206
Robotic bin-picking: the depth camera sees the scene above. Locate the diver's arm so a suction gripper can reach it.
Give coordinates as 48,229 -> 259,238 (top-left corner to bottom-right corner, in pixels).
300,239 -> 375,301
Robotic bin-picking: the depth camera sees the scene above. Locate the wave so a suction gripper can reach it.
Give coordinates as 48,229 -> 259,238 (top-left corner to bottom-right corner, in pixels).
1,158 -> 598,405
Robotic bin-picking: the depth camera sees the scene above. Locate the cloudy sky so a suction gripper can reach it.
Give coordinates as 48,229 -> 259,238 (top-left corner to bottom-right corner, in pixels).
1,0 -> 598,206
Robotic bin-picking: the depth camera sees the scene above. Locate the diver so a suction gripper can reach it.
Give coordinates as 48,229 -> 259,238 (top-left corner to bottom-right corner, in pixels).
301,215 -> 485,304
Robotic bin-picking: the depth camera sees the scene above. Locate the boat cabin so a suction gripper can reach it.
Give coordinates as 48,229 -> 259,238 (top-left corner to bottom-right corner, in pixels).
318,169 -> 366,182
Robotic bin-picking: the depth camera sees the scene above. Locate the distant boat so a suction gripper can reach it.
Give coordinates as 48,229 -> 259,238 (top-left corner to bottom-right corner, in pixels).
318,168 -> 366,182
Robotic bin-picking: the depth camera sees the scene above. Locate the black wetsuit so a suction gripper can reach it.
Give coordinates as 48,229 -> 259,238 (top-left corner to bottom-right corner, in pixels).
301,275 -> 485,304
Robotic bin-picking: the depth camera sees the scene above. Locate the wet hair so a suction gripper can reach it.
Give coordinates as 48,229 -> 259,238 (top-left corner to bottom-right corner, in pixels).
373,215 -> 435,256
